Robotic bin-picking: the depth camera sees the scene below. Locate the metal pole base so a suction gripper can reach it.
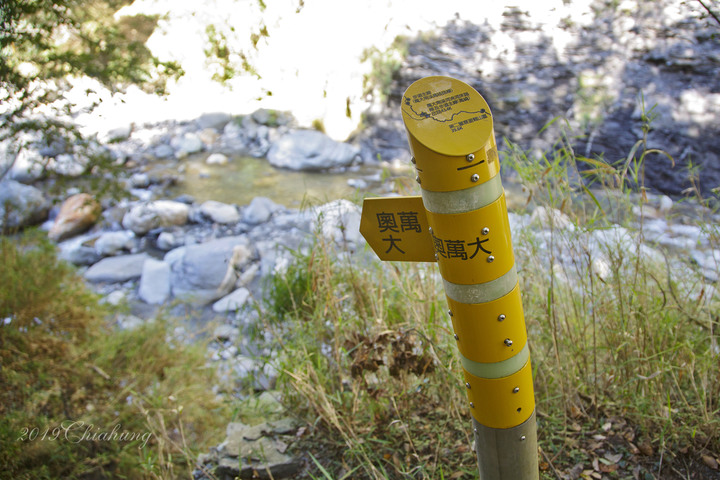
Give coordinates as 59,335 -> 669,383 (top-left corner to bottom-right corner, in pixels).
473,409 -> 539,480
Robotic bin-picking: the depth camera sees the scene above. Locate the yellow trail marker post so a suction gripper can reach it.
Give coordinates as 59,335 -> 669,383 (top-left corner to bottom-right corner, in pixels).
360,76 -> 539,479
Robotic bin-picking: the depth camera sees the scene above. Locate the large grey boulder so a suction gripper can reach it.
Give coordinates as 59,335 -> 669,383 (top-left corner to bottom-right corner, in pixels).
166,236 -> 253,305
0,179 -> 48,230
267,130 -> 359,171
84,253 -> 150,283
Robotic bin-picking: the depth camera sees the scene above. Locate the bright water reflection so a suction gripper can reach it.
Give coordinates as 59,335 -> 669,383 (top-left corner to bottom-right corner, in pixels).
165,155 -> 389,208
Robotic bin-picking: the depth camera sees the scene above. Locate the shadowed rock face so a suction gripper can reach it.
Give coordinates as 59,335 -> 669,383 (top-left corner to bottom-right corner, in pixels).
357,1 -> 720,198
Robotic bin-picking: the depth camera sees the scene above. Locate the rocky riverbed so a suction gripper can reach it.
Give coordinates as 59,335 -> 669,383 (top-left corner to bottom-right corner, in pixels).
2,101 -> 719,477
2,0 -> 720,477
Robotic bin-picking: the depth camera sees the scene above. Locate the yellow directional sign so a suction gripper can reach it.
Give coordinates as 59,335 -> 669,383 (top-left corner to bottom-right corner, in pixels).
360,76 -> 538,479
359,196 -> 436,262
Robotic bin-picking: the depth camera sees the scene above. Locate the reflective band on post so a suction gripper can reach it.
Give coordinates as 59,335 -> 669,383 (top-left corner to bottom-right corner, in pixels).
460,342 -> 530,380
449,282 -> 527,363
426,193 -> 515,285
443,266 -> 518,304
463,359 -> 535,429
421,173 -> 504,215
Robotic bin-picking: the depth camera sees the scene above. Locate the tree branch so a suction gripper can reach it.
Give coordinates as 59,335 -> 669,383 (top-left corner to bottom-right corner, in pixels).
697,0 -> 720,27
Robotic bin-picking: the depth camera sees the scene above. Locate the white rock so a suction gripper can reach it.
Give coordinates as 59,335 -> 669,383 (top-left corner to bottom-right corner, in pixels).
95,230 -> 136,256
530,206 -> 574,231
197,112 -> 232,130
154,144 -> 175,158
243,197 -> 278,225
103,290 -> 126,306
116,314 -> 144,330
103,125 -> 132,143
212,287 -> 251,312
49,153 -> 86,177
238,263 -> 260,287
591,257 -> 611,281
8,147 -> 44,181
206,152 -> 229,165
122,200 -> 190,235
173,132 -> 203,156
201,200 -> 240,224
347,178 -> 368,189
57,233 -> 102,265
0,179 -> 48,230
658,195 -> 673,213
157,231 -> 182,250
130,172 -> 151,188
138,258 -> 171,304
312,199 -> 362,246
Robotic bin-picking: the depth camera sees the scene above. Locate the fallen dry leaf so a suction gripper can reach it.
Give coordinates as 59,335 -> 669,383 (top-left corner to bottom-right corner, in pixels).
604,452 -> 623,463
638,441 -> 654,456
701,454 -> 719,470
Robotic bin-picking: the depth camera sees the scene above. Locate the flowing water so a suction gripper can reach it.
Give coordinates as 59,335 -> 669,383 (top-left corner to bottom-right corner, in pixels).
157,154 -> 529,211
162,155 -> 391,208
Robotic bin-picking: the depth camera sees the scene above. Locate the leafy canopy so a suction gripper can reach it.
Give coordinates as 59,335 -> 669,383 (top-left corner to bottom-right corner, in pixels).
0,0 -> 182,181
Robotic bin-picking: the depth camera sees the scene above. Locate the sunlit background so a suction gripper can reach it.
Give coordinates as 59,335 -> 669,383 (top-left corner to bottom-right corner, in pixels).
69,0 -> 621,140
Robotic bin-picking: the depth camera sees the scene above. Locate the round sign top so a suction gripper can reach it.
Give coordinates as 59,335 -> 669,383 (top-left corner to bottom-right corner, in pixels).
401,76 -> 493,157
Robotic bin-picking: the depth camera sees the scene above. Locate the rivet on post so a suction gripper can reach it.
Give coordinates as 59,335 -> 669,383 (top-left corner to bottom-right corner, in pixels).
466,153 -> 475,162
454,333 -> 459,341
482,227 -> 490,235
471,173 -> 480,183
513,387 -> 520,393
470,402 -> 475,408
498,314 -> 506,322
487,255 -> 495,263
447,309 -> 453,317
520,435 -> 527,442
504,338 -> 513,347
465,382 -> 472,389
415,176 -> 421,184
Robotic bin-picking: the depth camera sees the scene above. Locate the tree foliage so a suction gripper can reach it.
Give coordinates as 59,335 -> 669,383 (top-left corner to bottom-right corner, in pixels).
0,0 -> 183,182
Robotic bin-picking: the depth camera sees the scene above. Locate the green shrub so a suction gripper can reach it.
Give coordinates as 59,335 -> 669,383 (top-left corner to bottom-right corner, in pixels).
0,231 -> 229,479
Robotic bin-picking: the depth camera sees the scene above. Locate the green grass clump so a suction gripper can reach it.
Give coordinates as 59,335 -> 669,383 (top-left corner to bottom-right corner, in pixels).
260,239 -> 477,480
502,117 -> 720,471
261,110 -> 719,478
0,230 -> 229,479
